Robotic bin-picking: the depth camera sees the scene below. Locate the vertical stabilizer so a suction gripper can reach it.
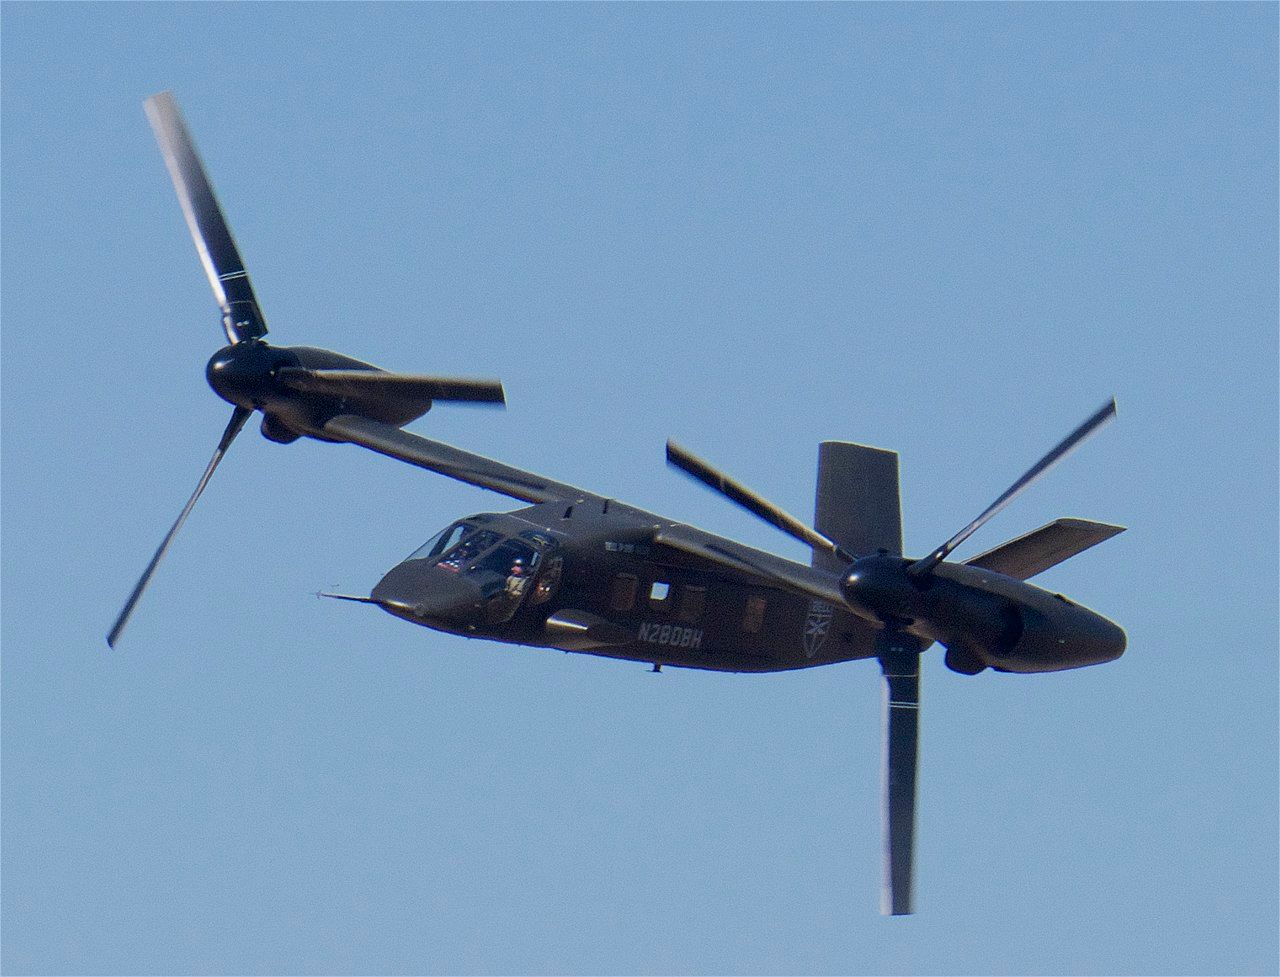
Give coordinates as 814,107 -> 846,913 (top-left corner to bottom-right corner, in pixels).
812,442 -> 903,570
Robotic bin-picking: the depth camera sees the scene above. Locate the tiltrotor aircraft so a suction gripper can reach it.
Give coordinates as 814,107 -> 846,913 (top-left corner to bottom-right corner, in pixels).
111,93 -> 1128,916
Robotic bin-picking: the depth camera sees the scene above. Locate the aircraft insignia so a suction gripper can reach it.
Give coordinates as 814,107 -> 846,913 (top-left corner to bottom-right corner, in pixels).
803,600 -> 834,658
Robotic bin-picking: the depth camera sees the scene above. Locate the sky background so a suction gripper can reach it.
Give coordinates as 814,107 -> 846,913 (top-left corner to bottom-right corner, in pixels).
3,4 -> 1276,975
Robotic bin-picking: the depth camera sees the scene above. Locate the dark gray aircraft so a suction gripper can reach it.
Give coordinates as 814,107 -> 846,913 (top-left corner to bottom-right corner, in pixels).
112,93 -> 1127,916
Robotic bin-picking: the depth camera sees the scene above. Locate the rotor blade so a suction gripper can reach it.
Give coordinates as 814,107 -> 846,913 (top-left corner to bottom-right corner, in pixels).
666,441 -> 847,560
909,399 -> 1117,578
878,634 -> 922,916
107,406 -> 252,648
145,92 -> 267,343
277,369 -> 506,405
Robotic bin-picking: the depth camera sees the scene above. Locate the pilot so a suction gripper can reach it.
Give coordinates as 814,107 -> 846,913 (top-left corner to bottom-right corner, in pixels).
506,558 -> 528,597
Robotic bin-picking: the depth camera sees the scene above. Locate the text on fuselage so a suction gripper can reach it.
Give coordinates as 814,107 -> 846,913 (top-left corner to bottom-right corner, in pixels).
638,622 -> 702,649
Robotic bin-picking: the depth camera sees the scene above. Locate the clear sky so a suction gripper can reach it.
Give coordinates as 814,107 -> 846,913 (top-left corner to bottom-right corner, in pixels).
3,4 -> 1276,975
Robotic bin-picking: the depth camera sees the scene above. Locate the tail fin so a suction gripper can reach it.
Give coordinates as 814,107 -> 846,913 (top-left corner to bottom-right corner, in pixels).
812,442 -> 903,570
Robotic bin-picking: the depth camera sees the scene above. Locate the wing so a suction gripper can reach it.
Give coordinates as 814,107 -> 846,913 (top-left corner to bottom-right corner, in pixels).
652,522 -> 848,607
964,518 -> 1125,581
319,413 -> 597,504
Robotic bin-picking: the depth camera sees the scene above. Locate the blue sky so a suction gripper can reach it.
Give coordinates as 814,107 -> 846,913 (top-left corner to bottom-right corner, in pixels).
3,4 -> 1276,974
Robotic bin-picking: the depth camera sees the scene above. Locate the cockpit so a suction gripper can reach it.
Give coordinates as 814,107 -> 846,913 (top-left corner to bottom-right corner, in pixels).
409,519 -> 543,580
375,517 -> 560,628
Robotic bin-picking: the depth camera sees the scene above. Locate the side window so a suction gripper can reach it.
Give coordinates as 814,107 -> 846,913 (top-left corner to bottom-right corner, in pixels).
742,594 -> 766,633
648,581 -> 672,610
610,573 -> 638,612
531,556 -> 563,605
678,586 -> 706,623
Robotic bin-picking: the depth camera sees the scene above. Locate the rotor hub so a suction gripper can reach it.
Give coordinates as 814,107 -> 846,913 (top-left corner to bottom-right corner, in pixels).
206,340 -> 281,409
842,554 -> 917,623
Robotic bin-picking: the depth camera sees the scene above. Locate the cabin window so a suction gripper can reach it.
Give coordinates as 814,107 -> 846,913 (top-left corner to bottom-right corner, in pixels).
678,586 -> 706,623
649,581 -> 671,608
610,573 -> 638,612
742,595 -> 766,633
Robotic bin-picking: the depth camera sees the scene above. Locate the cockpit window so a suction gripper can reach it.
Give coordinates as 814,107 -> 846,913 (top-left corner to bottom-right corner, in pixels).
409,522 -> 473,562
464,539 -> 540,580
437,530 -> 503,572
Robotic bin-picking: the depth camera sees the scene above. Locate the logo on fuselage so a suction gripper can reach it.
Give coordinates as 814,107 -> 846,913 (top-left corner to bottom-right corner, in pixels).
638,622 -> 702,650
803,600 -> 834,658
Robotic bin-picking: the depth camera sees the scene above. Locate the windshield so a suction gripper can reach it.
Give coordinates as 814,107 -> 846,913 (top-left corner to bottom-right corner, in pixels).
437,530 -> 503,572
409,522 -> 473,562
407,526 -> 547,605
463,539 -> 540,580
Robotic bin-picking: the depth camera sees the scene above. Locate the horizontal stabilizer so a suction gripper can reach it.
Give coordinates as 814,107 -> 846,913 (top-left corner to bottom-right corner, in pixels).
965,518 -> 1125,580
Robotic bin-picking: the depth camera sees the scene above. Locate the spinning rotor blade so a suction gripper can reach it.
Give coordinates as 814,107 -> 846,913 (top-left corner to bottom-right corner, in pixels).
276,369 -> 506,406
878,634 -> 923,916
145,92 -> 267,343
666,441 -> 846,559
107,406 -> 252,648
909,399 -> 1117,578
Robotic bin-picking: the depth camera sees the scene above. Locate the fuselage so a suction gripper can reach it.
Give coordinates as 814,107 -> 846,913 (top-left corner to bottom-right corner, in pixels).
369,497 -> 1125,674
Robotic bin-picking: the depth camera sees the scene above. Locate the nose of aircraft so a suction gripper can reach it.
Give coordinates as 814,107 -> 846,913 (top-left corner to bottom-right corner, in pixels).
371,561 -> 485,625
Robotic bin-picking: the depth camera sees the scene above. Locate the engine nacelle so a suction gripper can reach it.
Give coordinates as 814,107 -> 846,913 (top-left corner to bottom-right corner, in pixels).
941,597 -> 1125,675
985,597 -> 1125,673
926,564 -> 1126,675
